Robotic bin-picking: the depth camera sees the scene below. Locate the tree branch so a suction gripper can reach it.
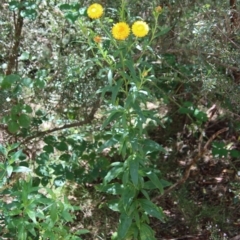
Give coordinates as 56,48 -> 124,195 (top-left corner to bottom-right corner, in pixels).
6,4 -> 24,75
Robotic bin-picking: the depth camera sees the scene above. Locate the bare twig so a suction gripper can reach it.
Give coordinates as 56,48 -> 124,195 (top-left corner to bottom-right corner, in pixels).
20,101 -> 100,145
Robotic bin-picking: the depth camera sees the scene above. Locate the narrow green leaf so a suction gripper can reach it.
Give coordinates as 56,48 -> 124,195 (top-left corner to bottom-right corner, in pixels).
139,223 -> 156,240
50,204 -> 58,223
96,183 -> 123,195
118,213 -> 132,240
138,199 -> 164,221
104,166 -> 123,184
102,110 -> 123,129
108,69 -> 113,85
142,139 -> 165,154
9,149 -> 23,163
75,229 -> 90,235
6,165 -> 13,177
122,186 -> 136,210
129,157 -> 139,187
26,210 -> 37,223
97,137 -> 119,153
146,172 -> 163,193
112,79 -> 123,103
62,210 -> 73,222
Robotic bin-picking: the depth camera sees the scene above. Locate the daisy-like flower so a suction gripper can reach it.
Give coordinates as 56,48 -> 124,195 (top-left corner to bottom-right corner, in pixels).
132,21 -> 149,38
87,3 -> 103,19
112,22 -> 130,40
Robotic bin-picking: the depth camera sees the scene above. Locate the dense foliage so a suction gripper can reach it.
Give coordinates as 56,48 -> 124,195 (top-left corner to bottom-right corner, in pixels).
0,0 -> 240,239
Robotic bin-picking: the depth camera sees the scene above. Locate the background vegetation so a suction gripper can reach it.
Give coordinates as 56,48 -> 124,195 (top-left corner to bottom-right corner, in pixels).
0,0 -> 240,239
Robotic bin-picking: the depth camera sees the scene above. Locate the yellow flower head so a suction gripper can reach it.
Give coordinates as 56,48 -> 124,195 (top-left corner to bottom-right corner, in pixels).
87,3 -> 103,19
94,35 -> 102,43
112,22 -> 130,40
132,21 -> 149,38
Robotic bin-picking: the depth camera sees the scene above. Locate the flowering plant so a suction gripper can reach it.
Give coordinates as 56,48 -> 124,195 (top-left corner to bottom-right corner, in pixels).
82,2 -> 167,239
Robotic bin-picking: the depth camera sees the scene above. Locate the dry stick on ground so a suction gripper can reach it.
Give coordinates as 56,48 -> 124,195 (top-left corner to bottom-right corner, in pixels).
153,127 -> 229,202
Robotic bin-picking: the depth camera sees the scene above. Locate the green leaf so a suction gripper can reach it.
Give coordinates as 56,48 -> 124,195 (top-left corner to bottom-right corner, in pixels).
9,149 -> 23,163
138,199 -> 164,221
97,136 -> 119,153
20,9 -> 38,20
155,26 -> 171,37
24,104 -> 33,113
212,142 -> 228,158
102,109 -> 124,129
50,204 -> 58,223
129,157 -> 139,187
107,199 -> 120,211
108,69 -> 113,85
43,145 -> 54,154
142,139 -> 165,154
6,165 -> 13,177
96,183 -> 123,195
112,79 -> 124,103
32,177 -> 41,187
139,223 -> 156,240
230,149 -> 240,158
62,210 -> 73,222
75,229 -> 90,235
0,144 -> 7,158
59,153 -> 71,161
7,120 -> 19,133
118,213 -> 132,240
193,109 -> 208,122
44,135 -> 57,145
146,171 -> 163,193
64,12 -> 79,23
9,1 -> 21,11
26,210 -> 37,223
18,113 -> 31,128
41,177 -> 50,186
1,74 -> 20,89
104,166 -> 123,184
122,186 -> 136,210
59,4 -> 72,10
55,141 -> 68,151
35,165 -> 49,177
34,79 -> 45,88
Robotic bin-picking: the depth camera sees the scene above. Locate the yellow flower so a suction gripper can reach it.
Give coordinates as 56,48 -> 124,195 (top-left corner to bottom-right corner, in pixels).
87,3 -> 103,19
132,21 -> 149,38
112,22 -> 130,40
94,35 -> 102,43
